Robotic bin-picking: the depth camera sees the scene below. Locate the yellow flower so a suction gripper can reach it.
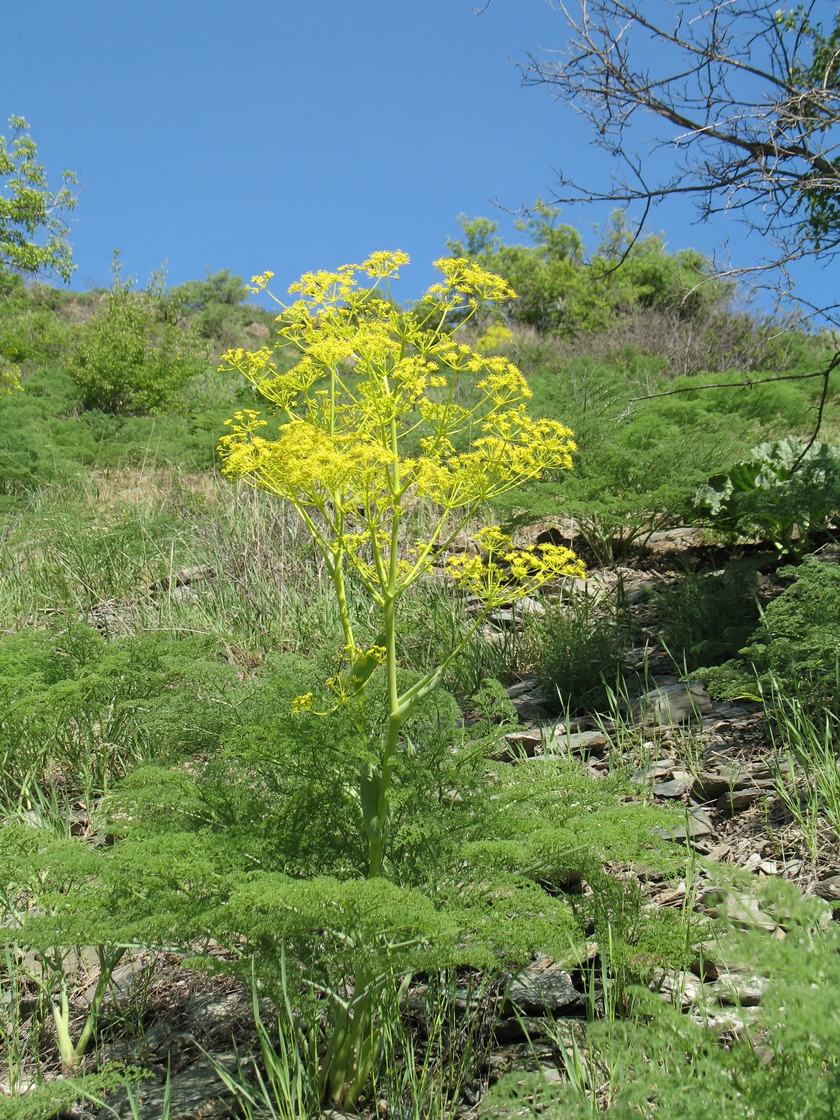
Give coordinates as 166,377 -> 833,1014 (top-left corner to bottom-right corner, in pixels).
360,250 -> 410,277
220,252 -> 581,709
444,526 -> 583,604
248,270 -> 274,292
431,257 -> 517,303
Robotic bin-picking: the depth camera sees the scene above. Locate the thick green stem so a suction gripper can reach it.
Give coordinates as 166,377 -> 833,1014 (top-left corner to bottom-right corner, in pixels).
51,946 -> 126,1072
330,540 -> 356,654
364,395 -> 406,880
366,593 -> 402,880
319,965 -> 377,1108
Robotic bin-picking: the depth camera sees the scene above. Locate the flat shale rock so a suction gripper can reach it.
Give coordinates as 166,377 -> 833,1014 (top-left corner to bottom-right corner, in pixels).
655,805 -> 716,843
693,765 -> 752,802
183,988 -> 252,1047
636,681 -> 713,727
654,777 -> 692,798
505,678 -> 538,699
510,695 -> 555,722
652,969 -> 704,1010
716,789 -> 764,814
493,729 -> 542,761
633,759 -> 678,783
709,974 -> 767,1007
94,1053 -> 240,1120
547,728 -> 609,756
504,958 -> 584,1016
493,1015 -> 557,1044
813,874 -> 840,905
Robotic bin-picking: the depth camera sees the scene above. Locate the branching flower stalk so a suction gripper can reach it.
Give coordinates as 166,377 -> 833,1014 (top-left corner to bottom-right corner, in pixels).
219,251 -> 582,882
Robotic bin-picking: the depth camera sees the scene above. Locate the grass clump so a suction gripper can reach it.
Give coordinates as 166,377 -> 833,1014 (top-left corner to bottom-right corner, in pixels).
530,591 -> 627,713
0,1069 -> 132,1120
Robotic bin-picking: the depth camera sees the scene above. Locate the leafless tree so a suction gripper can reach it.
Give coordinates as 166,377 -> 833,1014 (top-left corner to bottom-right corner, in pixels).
517,1 -> 840,314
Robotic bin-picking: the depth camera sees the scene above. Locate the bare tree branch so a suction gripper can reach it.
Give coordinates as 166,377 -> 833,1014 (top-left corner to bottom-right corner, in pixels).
617,351 -> 840,430
474,0 -> 840,440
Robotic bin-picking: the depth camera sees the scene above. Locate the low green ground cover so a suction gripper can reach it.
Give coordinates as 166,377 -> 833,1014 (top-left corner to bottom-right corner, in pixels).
1,245 -> 838,1117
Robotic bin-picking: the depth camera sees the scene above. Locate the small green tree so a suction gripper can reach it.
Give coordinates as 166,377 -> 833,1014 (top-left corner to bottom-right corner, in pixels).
447,204 -> 720,335
447,201 -> 594,333
69,255 -> 207,414
0,117 -> 76,282
173,268 -> 269,348
0,117 -> 76,394
174,267 -> 249,309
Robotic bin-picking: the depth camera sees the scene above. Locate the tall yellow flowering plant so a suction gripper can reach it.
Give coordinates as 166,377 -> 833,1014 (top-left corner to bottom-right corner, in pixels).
219,251 -> 582,881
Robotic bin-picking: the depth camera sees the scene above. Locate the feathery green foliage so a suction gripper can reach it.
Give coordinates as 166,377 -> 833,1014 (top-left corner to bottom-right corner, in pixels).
701,558 -> 840,710
655,561 -> 762,671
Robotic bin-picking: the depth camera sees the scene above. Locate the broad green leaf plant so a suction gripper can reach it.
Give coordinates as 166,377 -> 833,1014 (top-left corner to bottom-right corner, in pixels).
689,436 -> 840,557
219,251 -> 582,881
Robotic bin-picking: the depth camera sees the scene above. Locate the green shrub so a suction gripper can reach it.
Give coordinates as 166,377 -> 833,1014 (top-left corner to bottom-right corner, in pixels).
701,557 -> 840,709
69,257 -> 208,415
0,283 -> 71,369
174,267 -> 249,310
0,625 -> 240,805
485,880 -> 840,1120
446,206 -> 726,337
493,360 -> 749,561
171,268 -> 276,351
656,561 -> 762,671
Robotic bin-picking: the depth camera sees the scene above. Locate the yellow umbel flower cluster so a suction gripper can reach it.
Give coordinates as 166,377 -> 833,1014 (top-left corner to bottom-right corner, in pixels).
219,252 -> 579,604
446,527 -> 584,606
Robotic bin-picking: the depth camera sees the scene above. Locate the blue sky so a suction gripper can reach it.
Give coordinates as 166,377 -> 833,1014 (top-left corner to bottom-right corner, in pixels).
2,0 -> 834,315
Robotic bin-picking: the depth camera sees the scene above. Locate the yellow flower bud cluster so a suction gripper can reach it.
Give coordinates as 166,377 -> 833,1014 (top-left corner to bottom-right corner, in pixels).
291,692 -> 316,714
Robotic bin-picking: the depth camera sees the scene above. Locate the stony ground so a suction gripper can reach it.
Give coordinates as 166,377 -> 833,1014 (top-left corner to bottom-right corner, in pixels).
7,529 -> 840,1120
